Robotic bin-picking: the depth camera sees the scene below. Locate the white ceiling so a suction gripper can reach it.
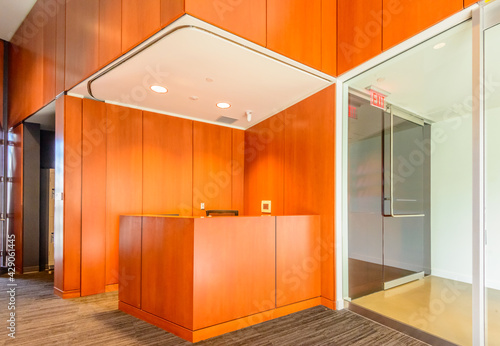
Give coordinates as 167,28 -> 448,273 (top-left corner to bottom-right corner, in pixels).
348,20 -> 475,123
0,0 -> 36,41
70,15 -> 335,130
25,101 -> 55,131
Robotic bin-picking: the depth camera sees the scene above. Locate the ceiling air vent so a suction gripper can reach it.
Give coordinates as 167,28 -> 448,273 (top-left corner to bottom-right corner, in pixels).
216,116 -> 238,125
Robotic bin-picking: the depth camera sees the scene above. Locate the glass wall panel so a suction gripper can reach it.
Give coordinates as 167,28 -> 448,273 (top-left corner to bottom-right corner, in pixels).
484,19 -> 500,346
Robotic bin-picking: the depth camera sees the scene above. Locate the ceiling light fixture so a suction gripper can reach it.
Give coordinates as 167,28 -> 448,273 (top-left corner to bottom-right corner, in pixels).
217,102 -> 231,109
150,85 -> 168,94
433,42 -> 446,50
246,110 -> 252,122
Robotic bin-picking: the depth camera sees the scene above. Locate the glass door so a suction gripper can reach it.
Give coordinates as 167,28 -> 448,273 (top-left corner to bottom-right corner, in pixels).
382,108 -> 428,290
484,2 -> 500,344
347,92 -> 428,300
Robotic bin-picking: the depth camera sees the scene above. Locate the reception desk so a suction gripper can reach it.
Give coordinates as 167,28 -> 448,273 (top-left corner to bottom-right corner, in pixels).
118,215 -> 321,342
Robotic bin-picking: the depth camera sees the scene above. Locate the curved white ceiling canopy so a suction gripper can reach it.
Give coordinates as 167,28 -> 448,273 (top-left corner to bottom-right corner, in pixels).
69,15 -> 335,129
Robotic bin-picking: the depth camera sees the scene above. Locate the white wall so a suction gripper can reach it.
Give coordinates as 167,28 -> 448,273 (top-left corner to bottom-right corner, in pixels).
431,111 -> 500,290
431,115 -> 473,284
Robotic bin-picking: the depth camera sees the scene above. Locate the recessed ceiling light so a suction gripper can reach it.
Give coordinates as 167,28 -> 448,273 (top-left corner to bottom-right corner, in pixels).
150,85 -> 168,94
217,102 -> 231,109
433,42 -> 446,50
377,77 -> 385,83
206,78 -> 214,83
190,96 -> 199,101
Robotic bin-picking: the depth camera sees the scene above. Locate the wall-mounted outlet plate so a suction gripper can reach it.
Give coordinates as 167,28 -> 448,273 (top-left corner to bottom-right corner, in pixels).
261,200 -> 271,214
201,203 -> 205,210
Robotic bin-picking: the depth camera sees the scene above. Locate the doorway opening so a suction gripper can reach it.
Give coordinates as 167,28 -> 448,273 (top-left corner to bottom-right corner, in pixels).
18,102 -> 56,276
344,19 -> 477,345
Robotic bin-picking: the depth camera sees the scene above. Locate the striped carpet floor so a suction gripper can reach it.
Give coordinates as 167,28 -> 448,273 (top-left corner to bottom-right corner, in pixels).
0,272 -> 427,345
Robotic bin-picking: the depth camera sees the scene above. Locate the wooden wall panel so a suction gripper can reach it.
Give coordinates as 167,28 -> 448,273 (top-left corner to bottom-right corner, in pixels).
231,129 -> 245,214
42,0 -> 57,105
382,0 -> 463,50
143,111 -> 193,216
338,0 -> 383,75
8,13 -> 44,127
322,0 -> 337,76
122,0 -> 161,52
464,0 -> 477,7
99,0 -> 122,67
55,0 -> 65,96
106,104 -> 143,285
12,125 -> 23,273
119,216 -> 143,308
142,217 -> 194,329
185,0 -> 266,46
244,114 -> 285,216
81,99 -> 107,296
283,85 -> 335,300
193,217 -> 275,330
65,0 -> 99,89
277,216 -> 321,307
267,0 -> 322,70
160,0 -> 185,27
63,96 -> 83,292
192,122 -> 232,216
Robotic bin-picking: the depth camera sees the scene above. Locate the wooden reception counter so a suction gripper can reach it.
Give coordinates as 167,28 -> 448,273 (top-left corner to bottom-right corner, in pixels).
118,215 -> 321,343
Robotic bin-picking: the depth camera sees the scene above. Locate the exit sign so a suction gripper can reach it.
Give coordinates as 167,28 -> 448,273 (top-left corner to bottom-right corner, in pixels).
370,90 -> 385,110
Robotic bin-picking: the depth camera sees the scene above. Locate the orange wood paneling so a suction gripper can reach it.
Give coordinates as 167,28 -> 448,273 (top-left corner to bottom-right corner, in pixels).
119,301 -> 194,342
231,129 -> 245,214
141,217 -> 195,329
12,125 -> 23,273
276,216 -> 321,307
8,8 -> 44,127
244,114 -> 285,216
192,122 -> 232,216
283,85 -> 335,300
99,0 -> 122,67
322,0 -> 337,76
185,0 -> 266,46
42,0 -> 57,105
160,0 -> 185,27
63,96 -> 83,292
122,0 -> 161,52
106,104 -> 143,285
193,217 -> 275,330
337,0 -> 383,74
193,297 -> 320,342
464,0 -> 477,7
267,0 -> 322,70
118,216 -> 143,308
81,99 -> 107,296
143,112 -> 193,216
54,97 -> 64,291
7,35 -> 25,128
65,0 -> 99,89
55,0 -> 65,95
382,0 -> 463,50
